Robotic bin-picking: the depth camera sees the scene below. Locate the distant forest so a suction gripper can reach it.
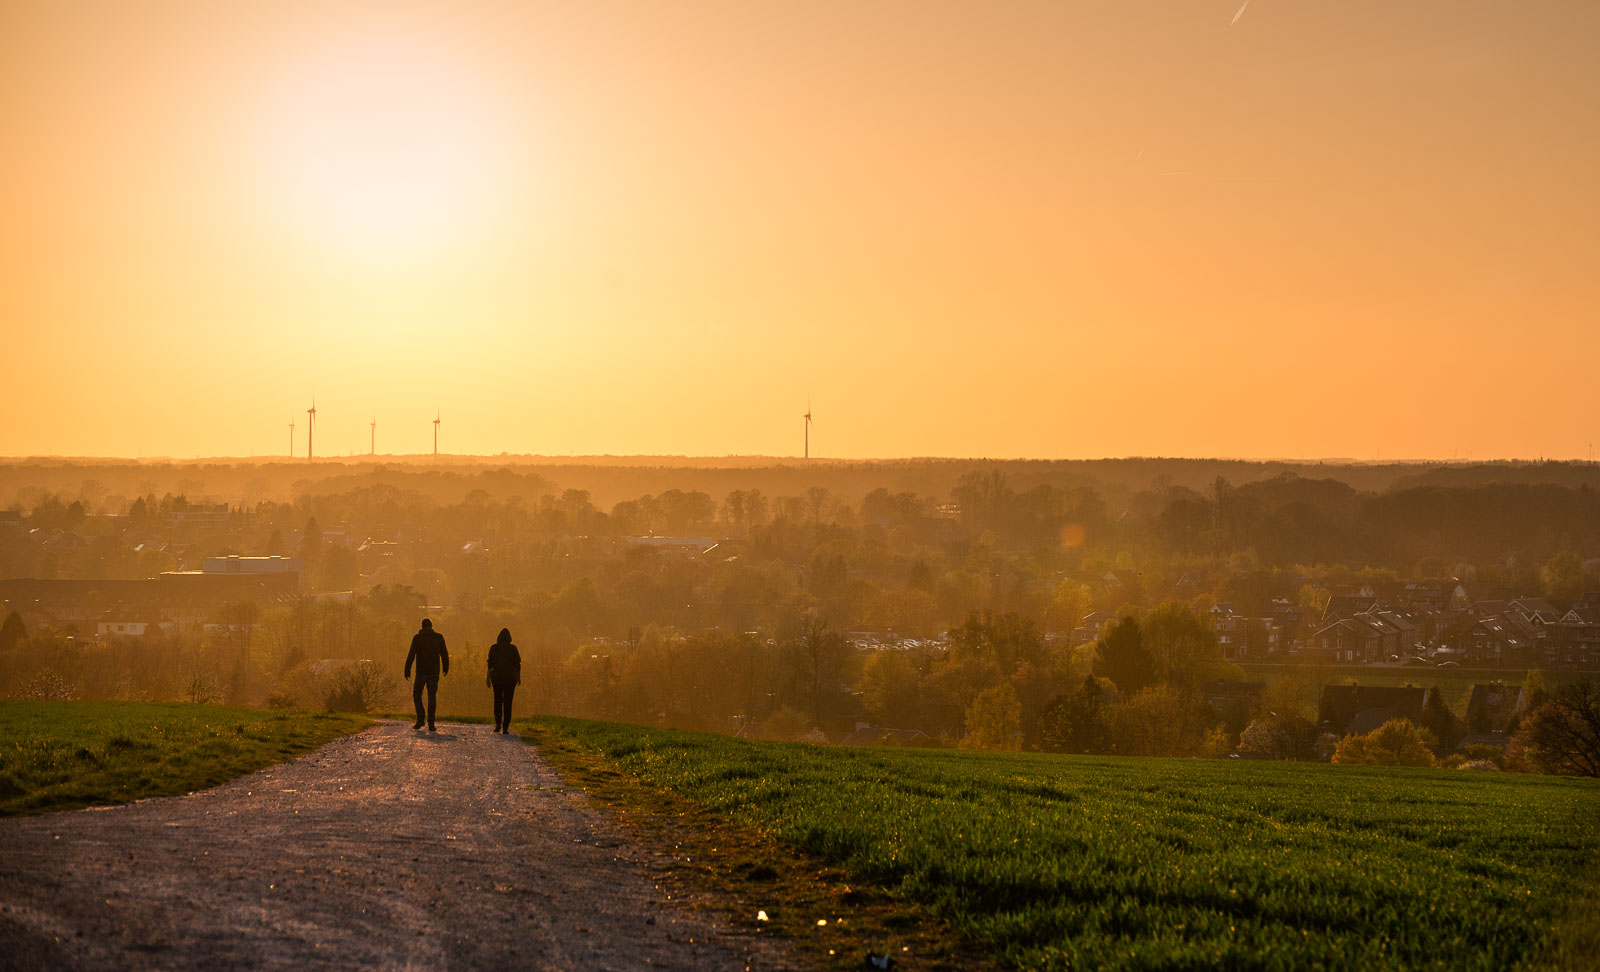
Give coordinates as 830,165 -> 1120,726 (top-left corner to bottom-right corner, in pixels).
5,456 -> 1599,575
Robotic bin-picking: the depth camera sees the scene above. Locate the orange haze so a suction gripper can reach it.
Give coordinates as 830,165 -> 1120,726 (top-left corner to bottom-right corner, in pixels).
2,1 -> 1596,460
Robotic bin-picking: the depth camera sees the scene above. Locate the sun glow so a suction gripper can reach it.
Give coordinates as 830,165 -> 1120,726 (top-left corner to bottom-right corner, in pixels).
251,28 -> 517,264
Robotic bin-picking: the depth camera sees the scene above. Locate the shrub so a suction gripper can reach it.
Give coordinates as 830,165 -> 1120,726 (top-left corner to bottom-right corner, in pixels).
321,660 -> 398,714
762,705 -> 810,742
21,669 -> 74,701
1104,685 -> 1212,757
1331,718 -> 1438,768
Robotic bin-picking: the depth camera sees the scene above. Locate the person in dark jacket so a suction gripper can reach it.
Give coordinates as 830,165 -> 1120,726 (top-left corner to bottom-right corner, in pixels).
485,627 -> 522,734
404,618 -> 450,732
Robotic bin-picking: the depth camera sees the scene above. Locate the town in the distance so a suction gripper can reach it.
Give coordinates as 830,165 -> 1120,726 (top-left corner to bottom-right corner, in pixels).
2,455 -> 1592,770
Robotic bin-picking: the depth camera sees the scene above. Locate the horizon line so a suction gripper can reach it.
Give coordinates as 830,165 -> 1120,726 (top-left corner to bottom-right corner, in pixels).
0,453 -> 1591,467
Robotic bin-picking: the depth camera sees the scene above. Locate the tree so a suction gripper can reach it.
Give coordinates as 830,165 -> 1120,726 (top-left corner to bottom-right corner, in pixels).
1541,550 -> 1585,601
780,615 -> 852,728
1104,684 -> 1213,757
1331,719 -> 1438,767
1420,688 -> 1461,752
300,517 -> 323,573
805,487 -> 831,524
858,650 -> 919,726
1140,602 -> 1227,689
960,683 -> 1021,750
1513,681 -> 1600,777
1039,675 -> 1107,754
1048,581 -> 1092,634
1239,719 -> 1289,758
1092,617 -> 1156,695
0,611 -> 27,653
1521,669 -> 1549,708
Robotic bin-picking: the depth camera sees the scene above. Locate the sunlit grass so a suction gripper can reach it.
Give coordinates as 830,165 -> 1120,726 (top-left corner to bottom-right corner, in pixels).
536,718 -> 1599,971
0,701 -> 366,816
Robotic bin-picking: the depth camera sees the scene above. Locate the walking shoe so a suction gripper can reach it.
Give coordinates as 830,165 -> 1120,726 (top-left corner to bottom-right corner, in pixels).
428,726 -> 437,733
412,721 -> 424,730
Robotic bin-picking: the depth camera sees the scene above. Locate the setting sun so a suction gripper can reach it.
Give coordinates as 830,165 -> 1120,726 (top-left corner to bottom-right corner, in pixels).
248,26 -> 520,264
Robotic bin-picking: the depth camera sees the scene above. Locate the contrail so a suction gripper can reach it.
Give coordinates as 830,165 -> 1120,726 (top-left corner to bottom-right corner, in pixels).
1231,0 -> 1251,26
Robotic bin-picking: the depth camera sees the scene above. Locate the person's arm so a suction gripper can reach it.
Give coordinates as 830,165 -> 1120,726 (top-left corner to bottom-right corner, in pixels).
404,637 -> 416,679
440,636 -> 450,676
512,645 -> 521,686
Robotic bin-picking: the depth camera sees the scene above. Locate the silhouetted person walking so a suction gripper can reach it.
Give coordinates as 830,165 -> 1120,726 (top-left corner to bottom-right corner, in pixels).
404,618 -> 449,732
486,627 -> 521,733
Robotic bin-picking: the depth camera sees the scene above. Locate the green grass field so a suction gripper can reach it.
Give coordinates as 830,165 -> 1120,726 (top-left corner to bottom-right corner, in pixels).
534,718 -> 1599,971
0,701 -> 367,816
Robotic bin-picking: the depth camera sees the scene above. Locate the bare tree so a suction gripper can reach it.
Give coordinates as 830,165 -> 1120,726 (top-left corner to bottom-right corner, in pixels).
1519,681 -> 1600,777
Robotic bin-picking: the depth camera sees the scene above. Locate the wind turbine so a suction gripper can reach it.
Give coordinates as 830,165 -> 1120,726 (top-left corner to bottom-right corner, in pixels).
288,419 -> 294,458
370,415 -> 376,456
307,398 -> 316,460
433,411 -> 440,456
804,398 -> 812,460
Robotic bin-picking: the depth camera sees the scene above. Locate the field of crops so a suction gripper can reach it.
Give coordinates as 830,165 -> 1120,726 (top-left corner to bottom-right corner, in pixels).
537,718 -> 1599,971
0,701 -> 366,816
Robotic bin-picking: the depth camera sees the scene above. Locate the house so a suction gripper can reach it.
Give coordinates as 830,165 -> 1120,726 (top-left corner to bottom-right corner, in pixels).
1458,615 -> 1537,665
1213,614 -> 1283,660
1322,595 -> 1378,623
1265,599 -> 1315,651
1463,683 -> 1526,731
96,618 -> 154,638
626,536 -> 719,554
1542,611 -> 1600,668
1202,680 -> 1265,715
1401,581 -> 1471,611
1307,616 -> 1391,664
1319,685 -> 1431,736
1072,611 -> 1118,647
1102,569 -> 1142,594
1508,598 -> 1563,626
199,555 -> 303,585
1366,607 -> 1423,656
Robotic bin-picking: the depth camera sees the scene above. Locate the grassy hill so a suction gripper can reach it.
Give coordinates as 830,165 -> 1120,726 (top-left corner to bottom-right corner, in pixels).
532,718 -> 1599,971
0,701 -> 366,815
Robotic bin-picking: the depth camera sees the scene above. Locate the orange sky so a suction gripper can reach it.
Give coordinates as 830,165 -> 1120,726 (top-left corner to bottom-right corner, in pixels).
2,0 -> 1596,460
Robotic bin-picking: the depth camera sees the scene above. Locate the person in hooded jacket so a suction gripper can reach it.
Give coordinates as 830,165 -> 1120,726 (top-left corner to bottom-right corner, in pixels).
486,628 -> 522,733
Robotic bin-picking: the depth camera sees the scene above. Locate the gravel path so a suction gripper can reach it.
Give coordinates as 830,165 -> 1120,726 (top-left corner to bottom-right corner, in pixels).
0,721 -> 793,971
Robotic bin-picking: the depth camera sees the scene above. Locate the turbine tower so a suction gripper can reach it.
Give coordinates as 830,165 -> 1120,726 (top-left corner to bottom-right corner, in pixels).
307,398 -> 316,461
370,415 -> 376,456
804,398 -> 812,460
433,411 -> 440,456
288,419 -> 294,458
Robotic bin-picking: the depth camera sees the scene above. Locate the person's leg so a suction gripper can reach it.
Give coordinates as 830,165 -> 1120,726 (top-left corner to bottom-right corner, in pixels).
426,676 -> 439,729
412,677 -> 425,729
503,683 -> 515,731
492,684 -> 506,731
